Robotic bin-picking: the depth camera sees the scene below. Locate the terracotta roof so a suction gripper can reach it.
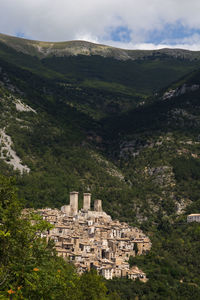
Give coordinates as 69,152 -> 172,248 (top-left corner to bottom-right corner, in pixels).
188,214 -> 200,216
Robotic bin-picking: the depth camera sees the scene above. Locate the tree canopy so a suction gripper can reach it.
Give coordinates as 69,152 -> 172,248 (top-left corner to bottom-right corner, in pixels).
0,175 -> 113,299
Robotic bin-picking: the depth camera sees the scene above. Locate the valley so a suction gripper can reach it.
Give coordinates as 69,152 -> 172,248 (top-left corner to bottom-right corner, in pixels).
1,34 -> 200,299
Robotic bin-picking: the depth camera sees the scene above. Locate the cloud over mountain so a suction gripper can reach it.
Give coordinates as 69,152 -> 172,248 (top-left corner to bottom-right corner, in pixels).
1,0 -> 200,49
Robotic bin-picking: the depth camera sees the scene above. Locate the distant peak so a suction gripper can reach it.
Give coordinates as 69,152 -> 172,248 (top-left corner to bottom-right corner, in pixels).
1,33 -> 200,61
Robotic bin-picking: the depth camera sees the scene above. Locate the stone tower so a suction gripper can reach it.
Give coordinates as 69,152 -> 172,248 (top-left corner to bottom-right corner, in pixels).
83,193 -> 91,211
61,205 -> 71,215
70,191 -> 79,215
94,199 -> 102,212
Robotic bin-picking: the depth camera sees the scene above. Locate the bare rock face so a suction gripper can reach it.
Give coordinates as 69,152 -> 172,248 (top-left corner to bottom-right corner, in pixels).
163,84 -> 200,100
0,128 -> 30,174
14,98 -> 37,113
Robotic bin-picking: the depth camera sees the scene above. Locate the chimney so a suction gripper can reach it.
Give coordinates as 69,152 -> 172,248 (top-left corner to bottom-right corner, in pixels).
94,199 -> 102,212
83,193 -> 91,211
70,191 -> 79,215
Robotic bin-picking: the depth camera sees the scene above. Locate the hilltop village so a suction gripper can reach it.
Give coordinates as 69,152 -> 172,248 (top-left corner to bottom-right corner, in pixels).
35,192 -> 151,280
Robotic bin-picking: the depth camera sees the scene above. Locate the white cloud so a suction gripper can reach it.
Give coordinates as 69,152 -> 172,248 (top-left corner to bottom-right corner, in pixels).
106,33 -> 200,51
113,42 -> 200,51
1,0 -> 200,49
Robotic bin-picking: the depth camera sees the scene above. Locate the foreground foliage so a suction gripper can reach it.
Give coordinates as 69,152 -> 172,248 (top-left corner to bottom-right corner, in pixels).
0,175 -> 113,299
107,218 -> 200,299
1,37 -> 200,299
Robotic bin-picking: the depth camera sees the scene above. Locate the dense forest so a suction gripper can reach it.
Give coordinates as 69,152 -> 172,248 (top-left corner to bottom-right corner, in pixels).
1,35 -> 200,299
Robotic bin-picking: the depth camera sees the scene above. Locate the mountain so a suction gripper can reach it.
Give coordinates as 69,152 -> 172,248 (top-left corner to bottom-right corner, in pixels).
0,33 -> 199,216
1,33 -> 200,224
1,34 -> 200,298
1,33 -> 200,120
1,33 -> 200,60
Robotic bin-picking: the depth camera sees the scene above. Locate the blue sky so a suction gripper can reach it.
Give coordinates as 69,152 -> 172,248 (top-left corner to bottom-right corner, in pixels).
145,24 -> 200,45
108,24 -> 200,45
1,0 -> 200,50
15,31 -> 26,38
108,26 -> 132,43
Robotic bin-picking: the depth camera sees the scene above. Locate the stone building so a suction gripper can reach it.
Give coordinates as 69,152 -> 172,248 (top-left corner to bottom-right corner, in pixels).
187,214 -> 200,222
34,192 -> 151,280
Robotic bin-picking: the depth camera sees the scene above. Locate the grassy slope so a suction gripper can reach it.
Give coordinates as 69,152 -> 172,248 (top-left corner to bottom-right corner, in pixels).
2,33 -> 200,60
0,39 -> 200,122
1,38 -> 200,298
0,36 -> 200,96
1,46 -> 200,222
42,55 -> 199,95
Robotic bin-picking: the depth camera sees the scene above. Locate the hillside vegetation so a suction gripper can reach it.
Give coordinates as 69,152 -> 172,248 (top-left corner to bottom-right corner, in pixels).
1,35 -> 200,299
2,33 -> 200,61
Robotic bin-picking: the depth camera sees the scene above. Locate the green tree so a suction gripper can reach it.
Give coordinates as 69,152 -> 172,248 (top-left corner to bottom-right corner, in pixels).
79,270 -> 108,300
0,175 -> 112,299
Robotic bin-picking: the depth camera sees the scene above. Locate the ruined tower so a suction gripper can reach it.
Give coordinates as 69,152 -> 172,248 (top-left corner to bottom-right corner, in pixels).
70,191 -> 79,215
94,199 -> 102,212
61,204 -> 71,215
83,193 -> 91,211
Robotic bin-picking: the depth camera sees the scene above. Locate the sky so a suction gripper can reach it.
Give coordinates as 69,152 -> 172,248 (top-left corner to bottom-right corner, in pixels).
1,0 -> 200,50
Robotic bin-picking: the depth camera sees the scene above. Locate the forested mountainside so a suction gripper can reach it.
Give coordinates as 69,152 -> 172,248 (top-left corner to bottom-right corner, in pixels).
1,34 -> 200,299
